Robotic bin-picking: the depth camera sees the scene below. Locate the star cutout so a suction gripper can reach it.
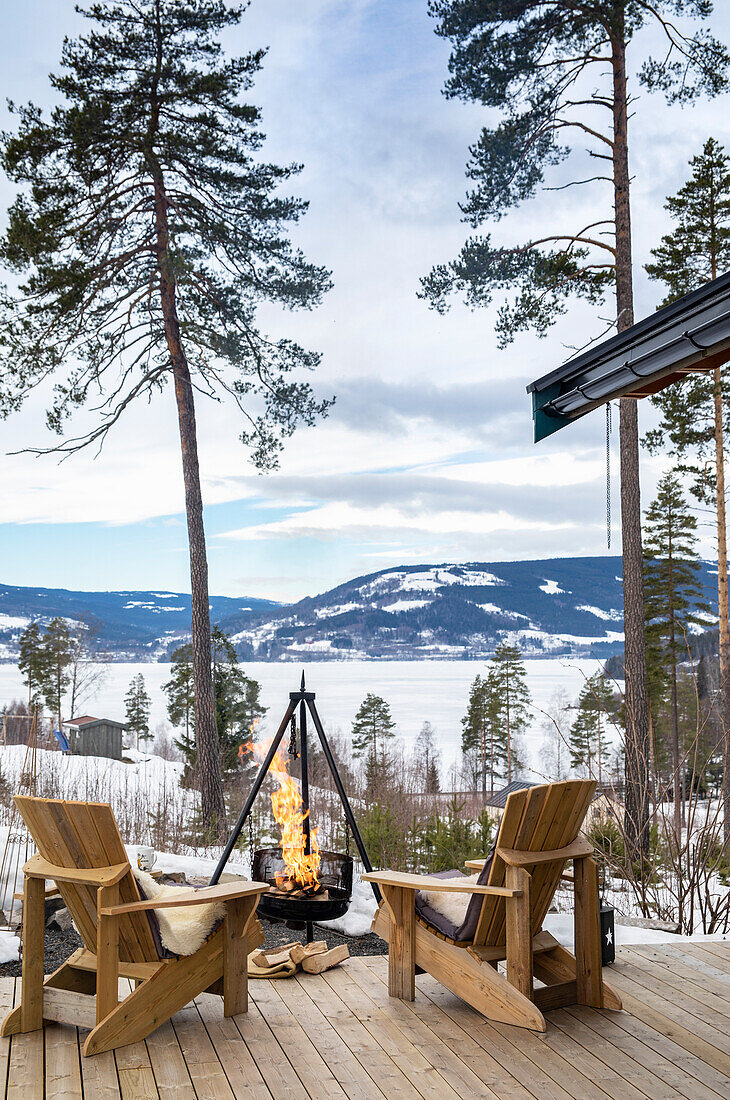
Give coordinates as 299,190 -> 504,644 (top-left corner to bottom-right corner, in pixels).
605,928 -> 613,945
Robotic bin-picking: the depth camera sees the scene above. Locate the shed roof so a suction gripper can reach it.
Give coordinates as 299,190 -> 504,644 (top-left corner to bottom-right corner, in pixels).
485,780 -> 539,808
66,716 -> 127,730
527,272 -> 730,441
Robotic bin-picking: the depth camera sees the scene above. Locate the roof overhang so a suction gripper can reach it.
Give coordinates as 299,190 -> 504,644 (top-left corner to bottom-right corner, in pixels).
527,272 -> 730,442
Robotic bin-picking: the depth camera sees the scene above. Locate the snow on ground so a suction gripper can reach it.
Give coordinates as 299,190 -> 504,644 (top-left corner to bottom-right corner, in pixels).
543,912 -> 729,950
0,932 -> 19,963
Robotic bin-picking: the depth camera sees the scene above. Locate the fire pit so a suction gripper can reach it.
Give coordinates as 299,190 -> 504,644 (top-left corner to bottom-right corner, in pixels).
210,674 -> 378,942
253,847 -> 353,923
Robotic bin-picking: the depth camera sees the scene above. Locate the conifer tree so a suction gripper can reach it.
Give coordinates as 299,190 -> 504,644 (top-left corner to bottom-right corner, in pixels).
643,138 -> 730,842
0,1 -> 331,834
18,622 -> 46,707
164,643 -> 196,761
489,644 -> 530,784
211,627 -> 265,779
461,673 -> 498,795
163,630 -> 264,783
351,693 -> 396,795
423,0 -> 728,854
40,618 -> 73,723
643,472 -> 708,834
569,673 -> 617,786
125,673 -> 152,749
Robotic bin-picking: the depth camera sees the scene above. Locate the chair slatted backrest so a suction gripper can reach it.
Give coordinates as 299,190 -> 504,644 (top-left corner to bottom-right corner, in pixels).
473,780 -> 596,948
14,795 -> 158,964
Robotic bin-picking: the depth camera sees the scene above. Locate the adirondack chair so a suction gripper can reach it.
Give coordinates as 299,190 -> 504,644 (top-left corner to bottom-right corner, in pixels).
364,779 -> 621,1032
1,796 -> 269,1056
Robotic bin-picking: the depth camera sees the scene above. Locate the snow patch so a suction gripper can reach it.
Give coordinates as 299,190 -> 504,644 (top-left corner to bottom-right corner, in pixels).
382,600 -> 430,613
0,931 -> 19,963
539,579 -> 565,596
0,614 -> 30,631
576,605 -> 623,622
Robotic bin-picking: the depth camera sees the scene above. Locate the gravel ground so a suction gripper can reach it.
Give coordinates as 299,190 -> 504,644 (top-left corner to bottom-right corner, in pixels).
262,919 -> 387,956
0,916 -> 387,977
0,926 -> 83,978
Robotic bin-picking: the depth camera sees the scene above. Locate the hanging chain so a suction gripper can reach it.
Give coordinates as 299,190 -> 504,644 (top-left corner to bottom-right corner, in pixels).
248,815 -> 255,873
606,402 -> 612,549
288,714 -> 298,757
344,816 -> 351,857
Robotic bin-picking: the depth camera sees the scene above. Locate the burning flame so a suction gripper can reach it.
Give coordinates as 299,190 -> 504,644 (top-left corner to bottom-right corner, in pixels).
240,733 -> 321,891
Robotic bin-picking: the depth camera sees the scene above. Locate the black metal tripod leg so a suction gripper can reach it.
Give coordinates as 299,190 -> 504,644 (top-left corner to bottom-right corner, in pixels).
305,696 -> 381,904
208,697 -> 299,885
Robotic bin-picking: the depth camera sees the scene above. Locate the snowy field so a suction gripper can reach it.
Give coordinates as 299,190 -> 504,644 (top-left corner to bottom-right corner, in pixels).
0,657 -> 604,774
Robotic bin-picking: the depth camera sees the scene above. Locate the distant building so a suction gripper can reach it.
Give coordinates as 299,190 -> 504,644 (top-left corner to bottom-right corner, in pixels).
481,780 -> 539,822
65,715 -> 126,760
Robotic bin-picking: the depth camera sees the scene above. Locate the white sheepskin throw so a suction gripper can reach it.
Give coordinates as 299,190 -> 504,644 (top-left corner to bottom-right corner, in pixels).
418,873 -> 479,928
133,870 -> 227,957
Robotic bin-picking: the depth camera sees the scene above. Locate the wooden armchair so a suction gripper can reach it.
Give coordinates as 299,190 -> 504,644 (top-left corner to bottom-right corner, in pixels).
1,796 -> 269,1056
364,779 -> 621,1031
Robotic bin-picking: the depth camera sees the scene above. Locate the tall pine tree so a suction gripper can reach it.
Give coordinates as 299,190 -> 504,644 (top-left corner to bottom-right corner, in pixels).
643,138 -> 730,843
0,1 -> 331,834
164,630 -> 264,784
643,473 -> 708,834
164,643 -> 196,761
125,674 -> 152,749
40,618 -> 73,723
422,0 -> 729,854
18,622 -> 46,707
351,694 -> 396,796
569,673 -> 617,786
489,644 -> 530,785
461,673 -> 498,795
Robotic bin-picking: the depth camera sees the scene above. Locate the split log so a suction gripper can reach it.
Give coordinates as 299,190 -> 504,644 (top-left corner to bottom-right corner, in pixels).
301,945 -> 350,974
250,942 -> 300,969
290,940 -> 327,965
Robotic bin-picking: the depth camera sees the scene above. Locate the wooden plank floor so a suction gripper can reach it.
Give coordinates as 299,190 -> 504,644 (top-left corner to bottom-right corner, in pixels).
1,942 -> 729,1098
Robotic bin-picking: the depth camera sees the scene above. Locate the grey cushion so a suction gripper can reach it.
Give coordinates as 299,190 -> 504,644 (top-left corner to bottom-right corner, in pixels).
415,841 -> 496,943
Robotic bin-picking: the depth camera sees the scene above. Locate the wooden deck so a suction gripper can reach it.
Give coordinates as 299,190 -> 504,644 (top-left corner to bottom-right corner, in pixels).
1,941 -> 730,1098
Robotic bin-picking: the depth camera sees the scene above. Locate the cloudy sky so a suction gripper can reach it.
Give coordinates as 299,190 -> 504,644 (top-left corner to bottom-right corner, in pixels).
1,0 -> 729,602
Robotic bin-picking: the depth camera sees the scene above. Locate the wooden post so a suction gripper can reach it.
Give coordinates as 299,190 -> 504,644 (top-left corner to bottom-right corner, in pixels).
224,896 -> 257,1016
574,855 -> 604,1008
96,884 -> 120,1025
21,874 -> 45,1032
382,885 -> 415,1000
505,866 -> 532,1000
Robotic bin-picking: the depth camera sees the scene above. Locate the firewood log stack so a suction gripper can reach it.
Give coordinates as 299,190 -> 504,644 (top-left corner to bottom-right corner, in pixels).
248,939 -> 349,978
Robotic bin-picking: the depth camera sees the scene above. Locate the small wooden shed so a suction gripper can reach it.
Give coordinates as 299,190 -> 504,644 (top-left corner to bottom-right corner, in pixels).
65,715 -> 126,760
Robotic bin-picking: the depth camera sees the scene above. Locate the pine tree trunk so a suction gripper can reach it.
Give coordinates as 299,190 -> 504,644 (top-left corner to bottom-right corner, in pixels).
713,368 -> 730,846
612,28 -> 650,855
144,4 -> 225,834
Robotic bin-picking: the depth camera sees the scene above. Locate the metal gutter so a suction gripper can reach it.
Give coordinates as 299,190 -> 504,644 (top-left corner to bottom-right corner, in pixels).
527,273 -> 730,442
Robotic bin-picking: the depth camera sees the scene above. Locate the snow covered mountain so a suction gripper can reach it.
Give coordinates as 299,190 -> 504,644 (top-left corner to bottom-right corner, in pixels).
220,556 -> 718,662
0,556 -> 719,662
0,584 -> 278,660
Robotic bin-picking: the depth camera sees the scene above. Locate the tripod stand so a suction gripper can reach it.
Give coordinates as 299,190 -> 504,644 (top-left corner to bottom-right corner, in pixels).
210,674 -> 379,926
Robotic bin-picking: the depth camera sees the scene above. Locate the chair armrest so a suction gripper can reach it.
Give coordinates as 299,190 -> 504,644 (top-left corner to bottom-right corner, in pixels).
99,879 -> 270,917
496,836 -> 593,867
23,852 -> 130,887
362,870 -> 520,898
464,858 -> 489,872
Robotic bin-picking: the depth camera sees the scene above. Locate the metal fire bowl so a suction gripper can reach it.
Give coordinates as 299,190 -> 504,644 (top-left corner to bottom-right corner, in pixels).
252,846 -> 353,923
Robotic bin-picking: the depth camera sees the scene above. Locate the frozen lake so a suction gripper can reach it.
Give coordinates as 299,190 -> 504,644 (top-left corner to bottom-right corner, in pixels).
0,657 -> 604,776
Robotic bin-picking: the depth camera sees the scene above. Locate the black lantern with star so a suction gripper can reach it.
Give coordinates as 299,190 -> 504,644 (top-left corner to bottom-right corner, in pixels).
600,898 -> 615,965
